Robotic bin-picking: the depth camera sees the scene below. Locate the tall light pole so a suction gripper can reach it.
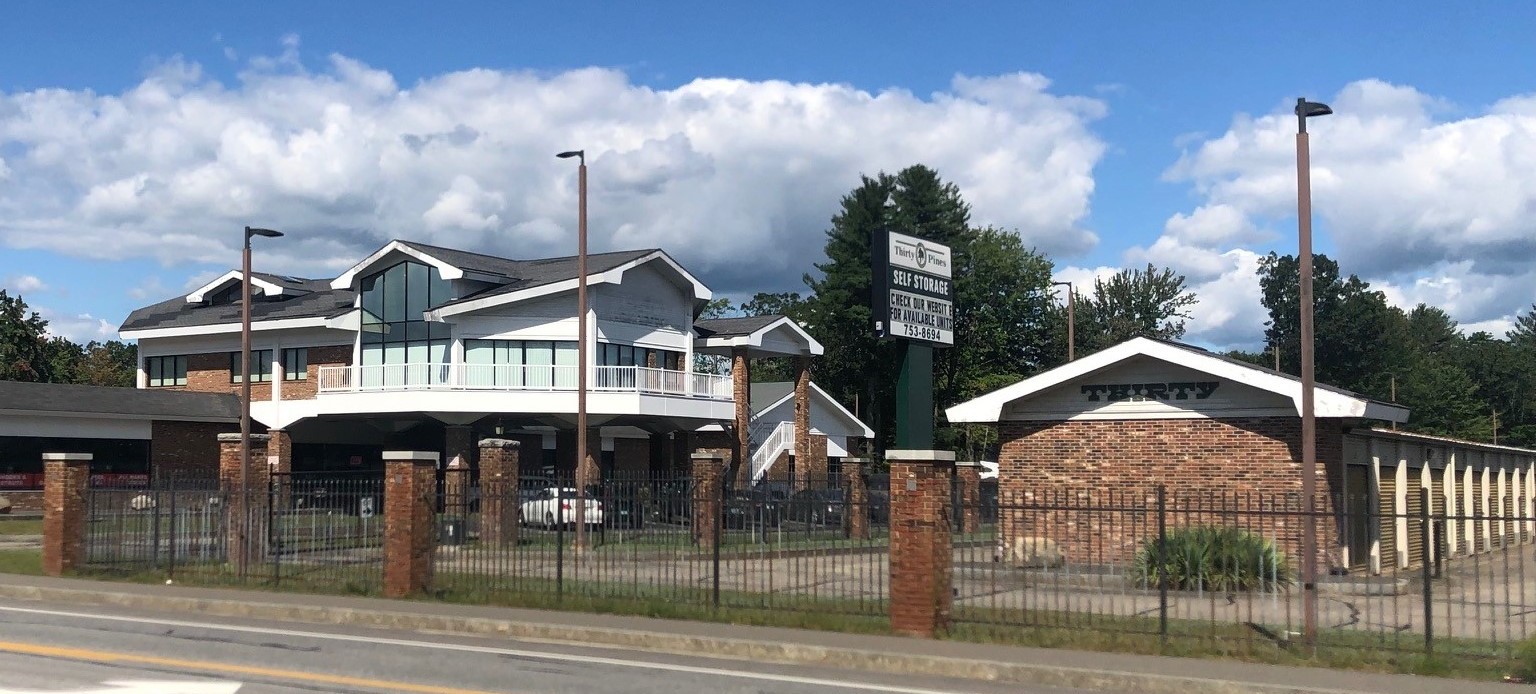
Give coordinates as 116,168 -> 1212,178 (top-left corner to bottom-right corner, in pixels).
557,150 -> 589,553
1295,97 -> 1331,651
1051,281 -> 1075,361
241,225 -> 283,576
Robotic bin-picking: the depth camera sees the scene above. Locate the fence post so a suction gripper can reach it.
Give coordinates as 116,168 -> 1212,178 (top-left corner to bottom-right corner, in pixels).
269,476 -> 280,586
691,451 -> 725,551
42,453 -> 92,576
478,438 -> 521,547
217,432 -> 270,574
714,467 -> 724,610
955,461 -> 982,535
167,472 -> 178,580
1420,487 -> 1433,657
556,485 -> 564,603
383,451 -> 438,599
1157,484 -> 1169,651
888,449 -> 956,638
844,457 -> 870,540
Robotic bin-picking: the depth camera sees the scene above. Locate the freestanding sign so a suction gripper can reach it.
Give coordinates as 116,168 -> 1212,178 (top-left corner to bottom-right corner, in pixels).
872,230 -> 955,449
874,231 -> 955,346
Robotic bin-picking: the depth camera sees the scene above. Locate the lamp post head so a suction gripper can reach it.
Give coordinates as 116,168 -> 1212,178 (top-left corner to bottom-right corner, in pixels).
557,150 -> 585,164
245,226 -> 284,239
1295,99 -> 1332,133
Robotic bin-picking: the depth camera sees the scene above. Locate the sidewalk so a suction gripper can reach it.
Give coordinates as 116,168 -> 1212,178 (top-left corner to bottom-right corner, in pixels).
0,573 -> 1509,694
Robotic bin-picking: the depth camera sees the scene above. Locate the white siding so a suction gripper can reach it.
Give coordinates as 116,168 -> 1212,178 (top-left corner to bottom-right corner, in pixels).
1002,355 -> 1294,421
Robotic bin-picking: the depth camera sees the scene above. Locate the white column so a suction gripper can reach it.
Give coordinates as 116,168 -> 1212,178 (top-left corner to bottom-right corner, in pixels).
1464,453 -> 1476,553
1528,458 -> 1535,542
1369,439 -> 1382,574
1499,463 -> 1510,548
1482,464 -> 1493,553
1443,450 -> 1458,556
271,341 -> 283,403
135,349 -> 147,389
1395,443 -> 1409,569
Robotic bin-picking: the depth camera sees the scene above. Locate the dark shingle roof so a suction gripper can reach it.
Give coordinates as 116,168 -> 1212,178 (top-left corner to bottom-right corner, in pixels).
749,381 -> 795,416
121,287 -> 355,333
0,380 -> 240,421
432,248 -> 659,309
695,315 -> 784,338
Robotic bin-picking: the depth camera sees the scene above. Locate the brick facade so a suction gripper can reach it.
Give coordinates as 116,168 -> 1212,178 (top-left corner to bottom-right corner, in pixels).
42,454 -> 90,576
844,456 -> 870,540
218,432 -> 270,571
478,439 -> 520,546
888,451 -> 955,638
732,348 -> 750,486
955,462 -> 981,534
691,450 -> 726,549
613,438 -> 649,474
153,343 -> 349,400
151,420 -> 239,479
383,451 -> 438,598
996,416 -> 1346,569
280,344 -> 352,400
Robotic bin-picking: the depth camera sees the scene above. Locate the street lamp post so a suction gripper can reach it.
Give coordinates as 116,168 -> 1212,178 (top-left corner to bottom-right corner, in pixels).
241,225 -> 283,576
557,150 -> 589,553
1294,97 -> 1331,651
1051,281 -> 1075,361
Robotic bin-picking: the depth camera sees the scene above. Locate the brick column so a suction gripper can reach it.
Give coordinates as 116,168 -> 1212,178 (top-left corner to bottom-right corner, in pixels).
443,425 -> 473,517
955,461 -> 982,534
269,429 -> 293,511
384,451 -> 438,598
843,456 -> 870,540
218,432 -> 270,570
478,438 -> 521,546
692,451 -> 726,550
732,347 -> 750,486
42,453 -> 91,576
793,356 -> 812,491
888,449 -> 955,638
806,434 -> 829,486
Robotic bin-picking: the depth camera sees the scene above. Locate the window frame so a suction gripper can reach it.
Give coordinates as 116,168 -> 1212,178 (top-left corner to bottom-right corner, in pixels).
282,348 -> 308,381
146,355 -> 188,387
230,349 -> 274,384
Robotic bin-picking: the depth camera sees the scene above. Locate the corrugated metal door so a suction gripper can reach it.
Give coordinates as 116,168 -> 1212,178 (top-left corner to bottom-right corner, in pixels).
1474,472 -> 1487,553
1344,465 -> 1372,570
1379,470 -> 1397,569
1405,469 -> 1425,567
1430,468 -> 1448,565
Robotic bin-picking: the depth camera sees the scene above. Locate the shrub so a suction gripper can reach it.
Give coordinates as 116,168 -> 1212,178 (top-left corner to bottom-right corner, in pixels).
1513,637 -> 1536,682
1132,526 -> 1292,592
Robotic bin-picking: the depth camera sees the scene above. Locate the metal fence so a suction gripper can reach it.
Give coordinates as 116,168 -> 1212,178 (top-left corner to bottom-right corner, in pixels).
957,485 -> 1536,662
83,472 -> 384,592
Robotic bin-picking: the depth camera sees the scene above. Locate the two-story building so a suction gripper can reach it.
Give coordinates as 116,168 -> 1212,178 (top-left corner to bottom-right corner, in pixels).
118,240 -> 849,482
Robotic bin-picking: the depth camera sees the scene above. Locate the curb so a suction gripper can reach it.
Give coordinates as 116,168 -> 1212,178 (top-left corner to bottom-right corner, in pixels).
0,583 -> 1368,694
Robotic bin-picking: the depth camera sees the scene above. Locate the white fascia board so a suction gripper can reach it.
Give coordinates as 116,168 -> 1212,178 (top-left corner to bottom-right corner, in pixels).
426,278 -> 585,320
329,241 -> 467,290
695,317 -> 824,356
120,316 -> 335,340
186,270 -> 287,303
810,381 -> 873,437
626,251 -> 711,302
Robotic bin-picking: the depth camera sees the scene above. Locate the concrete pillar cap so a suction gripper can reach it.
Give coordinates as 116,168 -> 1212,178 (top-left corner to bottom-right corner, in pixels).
478,438 -> 522,449
383,451 -> 440,462
41,453 -> 93,462
886,449 -> 957,462
217,433 -> 271,444
842,456 -> 872,465
690,451 -> 725,462
955,460 -> 984,468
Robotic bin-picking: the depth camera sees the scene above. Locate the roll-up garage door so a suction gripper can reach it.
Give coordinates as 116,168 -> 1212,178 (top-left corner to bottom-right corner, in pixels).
1405,469 -> 1425,567
1379,471 -> 1397,568
1430,468 -> 1448,564
1474,473 -> 1487,553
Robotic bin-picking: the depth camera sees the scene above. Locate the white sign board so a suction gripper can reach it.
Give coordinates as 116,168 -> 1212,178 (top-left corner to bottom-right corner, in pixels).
359,497 -> 375,519
874,230 -> 954,346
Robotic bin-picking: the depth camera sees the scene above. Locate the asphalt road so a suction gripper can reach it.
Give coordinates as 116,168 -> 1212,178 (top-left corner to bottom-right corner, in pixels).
0,599 -> 1081,694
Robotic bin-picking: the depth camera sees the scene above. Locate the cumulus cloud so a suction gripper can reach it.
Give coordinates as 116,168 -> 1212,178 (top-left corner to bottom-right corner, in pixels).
3,274 -> 47,294
37,308 -> 115,342
1157,79 -> 1536,348
0,46 -> 1108,295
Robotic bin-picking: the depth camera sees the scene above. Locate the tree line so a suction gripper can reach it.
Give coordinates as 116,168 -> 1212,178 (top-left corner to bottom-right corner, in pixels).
0,290 -> 137,386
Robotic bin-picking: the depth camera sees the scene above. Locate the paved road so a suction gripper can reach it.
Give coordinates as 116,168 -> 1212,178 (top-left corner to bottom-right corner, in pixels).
0,599 -> 1078,694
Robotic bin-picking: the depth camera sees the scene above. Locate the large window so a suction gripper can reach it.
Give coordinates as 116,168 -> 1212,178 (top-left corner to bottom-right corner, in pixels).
598,342 -> 683,371
230,349 -> 274,383
360,261 -> 453,386
464,340 -> 578,388
146,355 -> 187,387
282,348 -> 308,381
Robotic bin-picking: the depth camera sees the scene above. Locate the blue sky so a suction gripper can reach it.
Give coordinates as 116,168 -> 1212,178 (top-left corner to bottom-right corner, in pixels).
3,2 -> 1535,348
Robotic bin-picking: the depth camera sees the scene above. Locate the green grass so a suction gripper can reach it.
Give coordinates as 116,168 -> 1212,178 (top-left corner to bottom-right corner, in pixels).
0,519 -> 42,536
0,549 -> 42,575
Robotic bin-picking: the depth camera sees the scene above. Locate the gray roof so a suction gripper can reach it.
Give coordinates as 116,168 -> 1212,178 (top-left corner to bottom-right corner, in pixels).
695,315 -> 784,338
121,241 -> 662,333
749,381 -> 795,415
0,380 -> 240,421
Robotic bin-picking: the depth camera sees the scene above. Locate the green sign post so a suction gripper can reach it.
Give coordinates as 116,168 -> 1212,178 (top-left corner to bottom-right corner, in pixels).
872,230 -> 954,449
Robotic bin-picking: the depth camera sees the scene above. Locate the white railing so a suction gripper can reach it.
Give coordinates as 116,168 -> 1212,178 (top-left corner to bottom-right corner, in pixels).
317,363 -> 731,400
750,420 -> 796,482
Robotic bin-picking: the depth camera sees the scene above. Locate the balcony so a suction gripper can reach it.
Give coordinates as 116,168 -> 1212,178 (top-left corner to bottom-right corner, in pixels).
316,363 -> 733,400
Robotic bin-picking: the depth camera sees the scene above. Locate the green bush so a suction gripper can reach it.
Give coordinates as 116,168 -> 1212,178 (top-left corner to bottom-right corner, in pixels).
1132,526 -> 1292,592
1513,637 -> 1536,682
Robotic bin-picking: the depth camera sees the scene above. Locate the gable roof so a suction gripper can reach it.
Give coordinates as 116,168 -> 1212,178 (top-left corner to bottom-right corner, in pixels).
425,248 -> 668,318
695,315 -> 824,356
749,380 -> 874,438
0,380 -> 240,422
185,270 -> 329,303
121,285 -> 356,337
946,337 -> 1410,424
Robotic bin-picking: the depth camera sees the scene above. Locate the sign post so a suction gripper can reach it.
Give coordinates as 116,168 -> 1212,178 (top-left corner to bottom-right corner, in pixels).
872,230 -> 954,449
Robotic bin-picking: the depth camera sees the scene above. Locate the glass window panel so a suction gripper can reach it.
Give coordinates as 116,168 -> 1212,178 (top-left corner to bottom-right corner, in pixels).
382,262 -> 407,323
465,341 -> 494,364
175,356 -> 187,385
149,357 -> 162,385
526,341 -> 553,366
429,340 -> 451,385
406,262 -> 429,319
619,345 -> 635,367
429,266 -> 452,306
383,343 -> 406,387
428,321 -> 450,340
383,322 -> 407,343
554,341 -> 577,388
406,321 -> 429,342
361,273 -> 383,325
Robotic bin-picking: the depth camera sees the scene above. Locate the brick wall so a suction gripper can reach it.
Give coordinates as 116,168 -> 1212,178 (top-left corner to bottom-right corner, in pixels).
613,438 -> 649,473
153,344 -> 350,400
281,344 -> 352,400
151,420 -> 237,478
996,416 -> 1346,568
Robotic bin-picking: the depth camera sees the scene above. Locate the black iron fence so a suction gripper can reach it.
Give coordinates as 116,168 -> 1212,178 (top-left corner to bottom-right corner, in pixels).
958,486 -> 1536,662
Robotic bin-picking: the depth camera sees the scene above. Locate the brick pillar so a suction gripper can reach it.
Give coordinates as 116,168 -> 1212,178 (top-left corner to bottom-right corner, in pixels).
41,453 -> 91,576
384,451 -> 438,598
692,451 -> 725,549
269,429 -> 293,511
478,438 -> 520,546
443,425 -> 473,517
888,449 -> 955,638
732,347 -> 751,488
218,432 -> 270,570
955,461 -> 982,534
806,434 -> 829,486
843,456 -> 870,540
793,356 -> 812,491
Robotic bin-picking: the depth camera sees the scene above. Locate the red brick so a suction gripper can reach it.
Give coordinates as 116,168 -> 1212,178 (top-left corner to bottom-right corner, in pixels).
42,454 -> 90,576
383,451 -> 438,598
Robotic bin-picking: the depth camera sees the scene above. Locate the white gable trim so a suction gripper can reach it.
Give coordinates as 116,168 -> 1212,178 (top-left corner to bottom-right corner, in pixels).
424,252 -> 711,321
697,316 -> 825,356
330,241 -> 470,290
751,382 -> 873,438
186,271 -> 288,303
945,337 -> 1410,424
120,316 -> 335,340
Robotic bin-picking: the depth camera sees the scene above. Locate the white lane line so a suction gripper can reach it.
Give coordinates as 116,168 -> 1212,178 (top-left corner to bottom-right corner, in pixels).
0,604 -> 976,694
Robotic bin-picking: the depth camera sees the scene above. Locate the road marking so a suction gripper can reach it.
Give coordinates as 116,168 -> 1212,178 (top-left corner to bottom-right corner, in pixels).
0,639 -> 505,694
0,604 -> 973,694
0,680 -> 242,694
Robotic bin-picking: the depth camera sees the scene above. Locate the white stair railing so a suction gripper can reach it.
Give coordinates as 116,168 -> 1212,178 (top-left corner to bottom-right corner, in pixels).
749,421 -> 796,483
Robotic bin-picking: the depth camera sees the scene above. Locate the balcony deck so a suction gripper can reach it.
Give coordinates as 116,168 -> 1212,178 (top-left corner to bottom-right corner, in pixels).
317,364 -> 732,400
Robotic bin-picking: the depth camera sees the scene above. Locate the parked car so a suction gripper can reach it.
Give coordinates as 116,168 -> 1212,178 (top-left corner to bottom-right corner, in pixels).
519,487 -> 603,528
724,489 -> 783,529
785,488 -> 847,528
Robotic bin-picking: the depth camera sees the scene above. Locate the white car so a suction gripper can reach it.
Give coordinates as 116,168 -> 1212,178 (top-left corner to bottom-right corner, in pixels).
519,487 -> 604,528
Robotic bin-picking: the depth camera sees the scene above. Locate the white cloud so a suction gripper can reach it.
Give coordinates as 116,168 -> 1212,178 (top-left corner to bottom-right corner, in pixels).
38,307 -> 115,342
129,276 -> 168,300
3,274 -> 47,294
0,47 -> 1109,295
1160,79 -> 1536,348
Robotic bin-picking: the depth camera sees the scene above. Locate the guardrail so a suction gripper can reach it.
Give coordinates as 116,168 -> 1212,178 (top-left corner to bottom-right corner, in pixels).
317,363 -> 731,400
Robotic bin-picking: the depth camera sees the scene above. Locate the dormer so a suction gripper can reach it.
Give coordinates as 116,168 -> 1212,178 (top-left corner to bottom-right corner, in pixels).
329,240 -> 514,292
185,270 -> 312,305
